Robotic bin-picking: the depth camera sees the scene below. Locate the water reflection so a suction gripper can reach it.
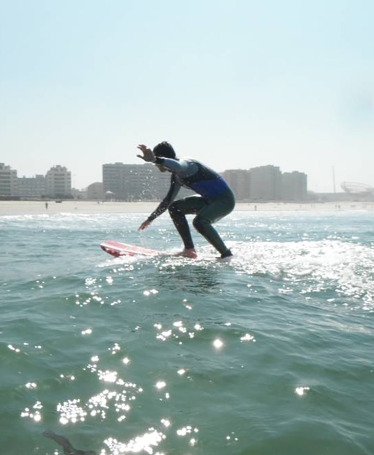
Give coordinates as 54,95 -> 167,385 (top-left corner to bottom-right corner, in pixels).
154,320 -> 204,344
155,259 -> 222,294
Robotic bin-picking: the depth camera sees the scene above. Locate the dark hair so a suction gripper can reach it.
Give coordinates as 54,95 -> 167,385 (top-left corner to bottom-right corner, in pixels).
153,141 -> 176,159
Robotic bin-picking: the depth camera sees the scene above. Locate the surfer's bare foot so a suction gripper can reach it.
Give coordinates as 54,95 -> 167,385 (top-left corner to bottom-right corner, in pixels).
175,248 -> 197,259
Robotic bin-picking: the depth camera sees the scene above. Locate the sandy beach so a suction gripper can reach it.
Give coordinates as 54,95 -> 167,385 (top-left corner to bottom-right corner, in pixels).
0,200 -> 373,215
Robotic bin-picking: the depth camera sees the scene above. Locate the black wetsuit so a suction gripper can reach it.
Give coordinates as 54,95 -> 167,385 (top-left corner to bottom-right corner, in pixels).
147,157 -> 235,256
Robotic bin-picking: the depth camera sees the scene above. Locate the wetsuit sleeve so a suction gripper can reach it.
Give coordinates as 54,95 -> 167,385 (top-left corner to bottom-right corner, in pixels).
147,174 -> 181,222
154,157 -> 194,176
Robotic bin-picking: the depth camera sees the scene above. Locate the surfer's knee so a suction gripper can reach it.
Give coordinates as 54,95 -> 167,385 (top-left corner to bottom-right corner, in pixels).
168,201 -> 183,218
168,201 -> 178,214
193,215 -> 210,234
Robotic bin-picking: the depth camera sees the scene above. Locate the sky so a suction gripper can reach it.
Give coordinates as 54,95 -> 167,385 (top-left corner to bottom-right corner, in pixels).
1,0 -> 373,192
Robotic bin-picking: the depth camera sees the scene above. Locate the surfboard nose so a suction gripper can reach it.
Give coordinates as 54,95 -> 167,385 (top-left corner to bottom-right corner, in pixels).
100,243 -> 121,257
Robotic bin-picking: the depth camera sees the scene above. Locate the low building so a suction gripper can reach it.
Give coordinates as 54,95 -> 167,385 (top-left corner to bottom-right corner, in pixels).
18,175 -> 47,199
86,182 -> 104,201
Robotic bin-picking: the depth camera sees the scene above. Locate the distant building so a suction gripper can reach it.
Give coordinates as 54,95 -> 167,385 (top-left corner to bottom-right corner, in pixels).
18,175 -> 46,199
1,159 -> 310,202
45,165 -> 72,198
222,166 -> 309,201
249,165 -> 282,201
86,182 -> 104,200
0,163 -> 18,198
281,171 -> 308,201
221,169 -> 251,201
102,163 -> 170,201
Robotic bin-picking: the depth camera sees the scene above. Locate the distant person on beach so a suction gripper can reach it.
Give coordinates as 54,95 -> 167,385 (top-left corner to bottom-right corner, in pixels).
137,141 -> 235,258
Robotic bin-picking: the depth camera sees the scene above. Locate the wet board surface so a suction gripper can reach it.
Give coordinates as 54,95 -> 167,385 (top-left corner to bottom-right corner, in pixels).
100,240 -> 160,257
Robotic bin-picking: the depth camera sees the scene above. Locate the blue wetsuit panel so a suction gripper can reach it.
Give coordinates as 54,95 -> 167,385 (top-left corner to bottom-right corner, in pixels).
183,176 -> 228,200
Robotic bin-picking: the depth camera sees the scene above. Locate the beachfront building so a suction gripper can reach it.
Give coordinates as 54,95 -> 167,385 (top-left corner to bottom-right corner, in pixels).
222,166 -> 309,201
18,175 -> 47,199
221,169 -> 251,201
86,182 -> 104,201
221,166 -> 308,201
0,163 -> 18,198
249,165 -> 282,201
45,165 -> 72,198
103,163 -> 170,201
282,171 -> 308,201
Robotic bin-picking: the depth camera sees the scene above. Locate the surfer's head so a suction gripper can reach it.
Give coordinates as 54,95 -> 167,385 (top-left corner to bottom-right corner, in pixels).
153,142 -> 176,159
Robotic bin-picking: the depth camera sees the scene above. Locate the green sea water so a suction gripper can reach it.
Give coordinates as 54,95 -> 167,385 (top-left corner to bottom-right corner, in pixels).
1,210 -> 373,455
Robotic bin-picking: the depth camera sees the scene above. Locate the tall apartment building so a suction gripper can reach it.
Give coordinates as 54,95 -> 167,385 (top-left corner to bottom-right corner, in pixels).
221,169 -> 251,201
249,165 -> 282,201
45,165 -> 72,198
281,171 -> 307,201
223,166 -> 284,201
0,163 -> 18,198
103,163 -> 170,201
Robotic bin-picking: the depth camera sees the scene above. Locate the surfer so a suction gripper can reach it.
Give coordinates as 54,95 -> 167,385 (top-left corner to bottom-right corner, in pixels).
42,430 -> 97,455
137,142 -> 235,259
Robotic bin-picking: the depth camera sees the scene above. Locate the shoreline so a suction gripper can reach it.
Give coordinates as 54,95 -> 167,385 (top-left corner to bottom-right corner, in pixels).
0,200 -> 373,215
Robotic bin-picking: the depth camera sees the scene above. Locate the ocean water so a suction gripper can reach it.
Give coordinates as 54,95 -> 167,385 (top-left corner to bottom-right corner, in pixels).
1,209 -> 374,455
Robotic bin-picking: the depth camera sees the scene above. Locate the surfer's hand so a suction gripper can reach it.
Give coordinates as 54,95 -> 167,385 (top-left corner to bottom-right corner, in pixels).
138,220 -> 151,231
137,145 -> 155,163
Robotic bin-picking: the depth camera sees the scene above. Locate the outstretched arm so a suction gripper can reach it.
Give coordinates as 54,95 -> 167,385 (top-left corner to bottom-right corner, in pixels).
137,144 -> 156,163
138,175 -> 181,230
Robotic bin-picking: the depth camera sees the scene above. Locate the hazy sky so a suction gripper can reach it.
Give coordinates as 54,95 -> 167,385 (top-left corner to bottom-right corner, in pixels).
1,0 -> 373,192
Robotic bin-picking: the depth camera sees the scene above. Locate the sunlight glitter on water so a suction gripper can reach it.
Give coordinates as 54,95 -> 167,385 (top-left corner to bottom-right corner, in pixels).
55,381 -> 141,425
213,338 -> 224,349
20,402 -> 43,422
154,320 -> 204,343
232,239 -> 374,311
57,399 -> 86,424
103,429 -> 166,455
295,386 -> 310,396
